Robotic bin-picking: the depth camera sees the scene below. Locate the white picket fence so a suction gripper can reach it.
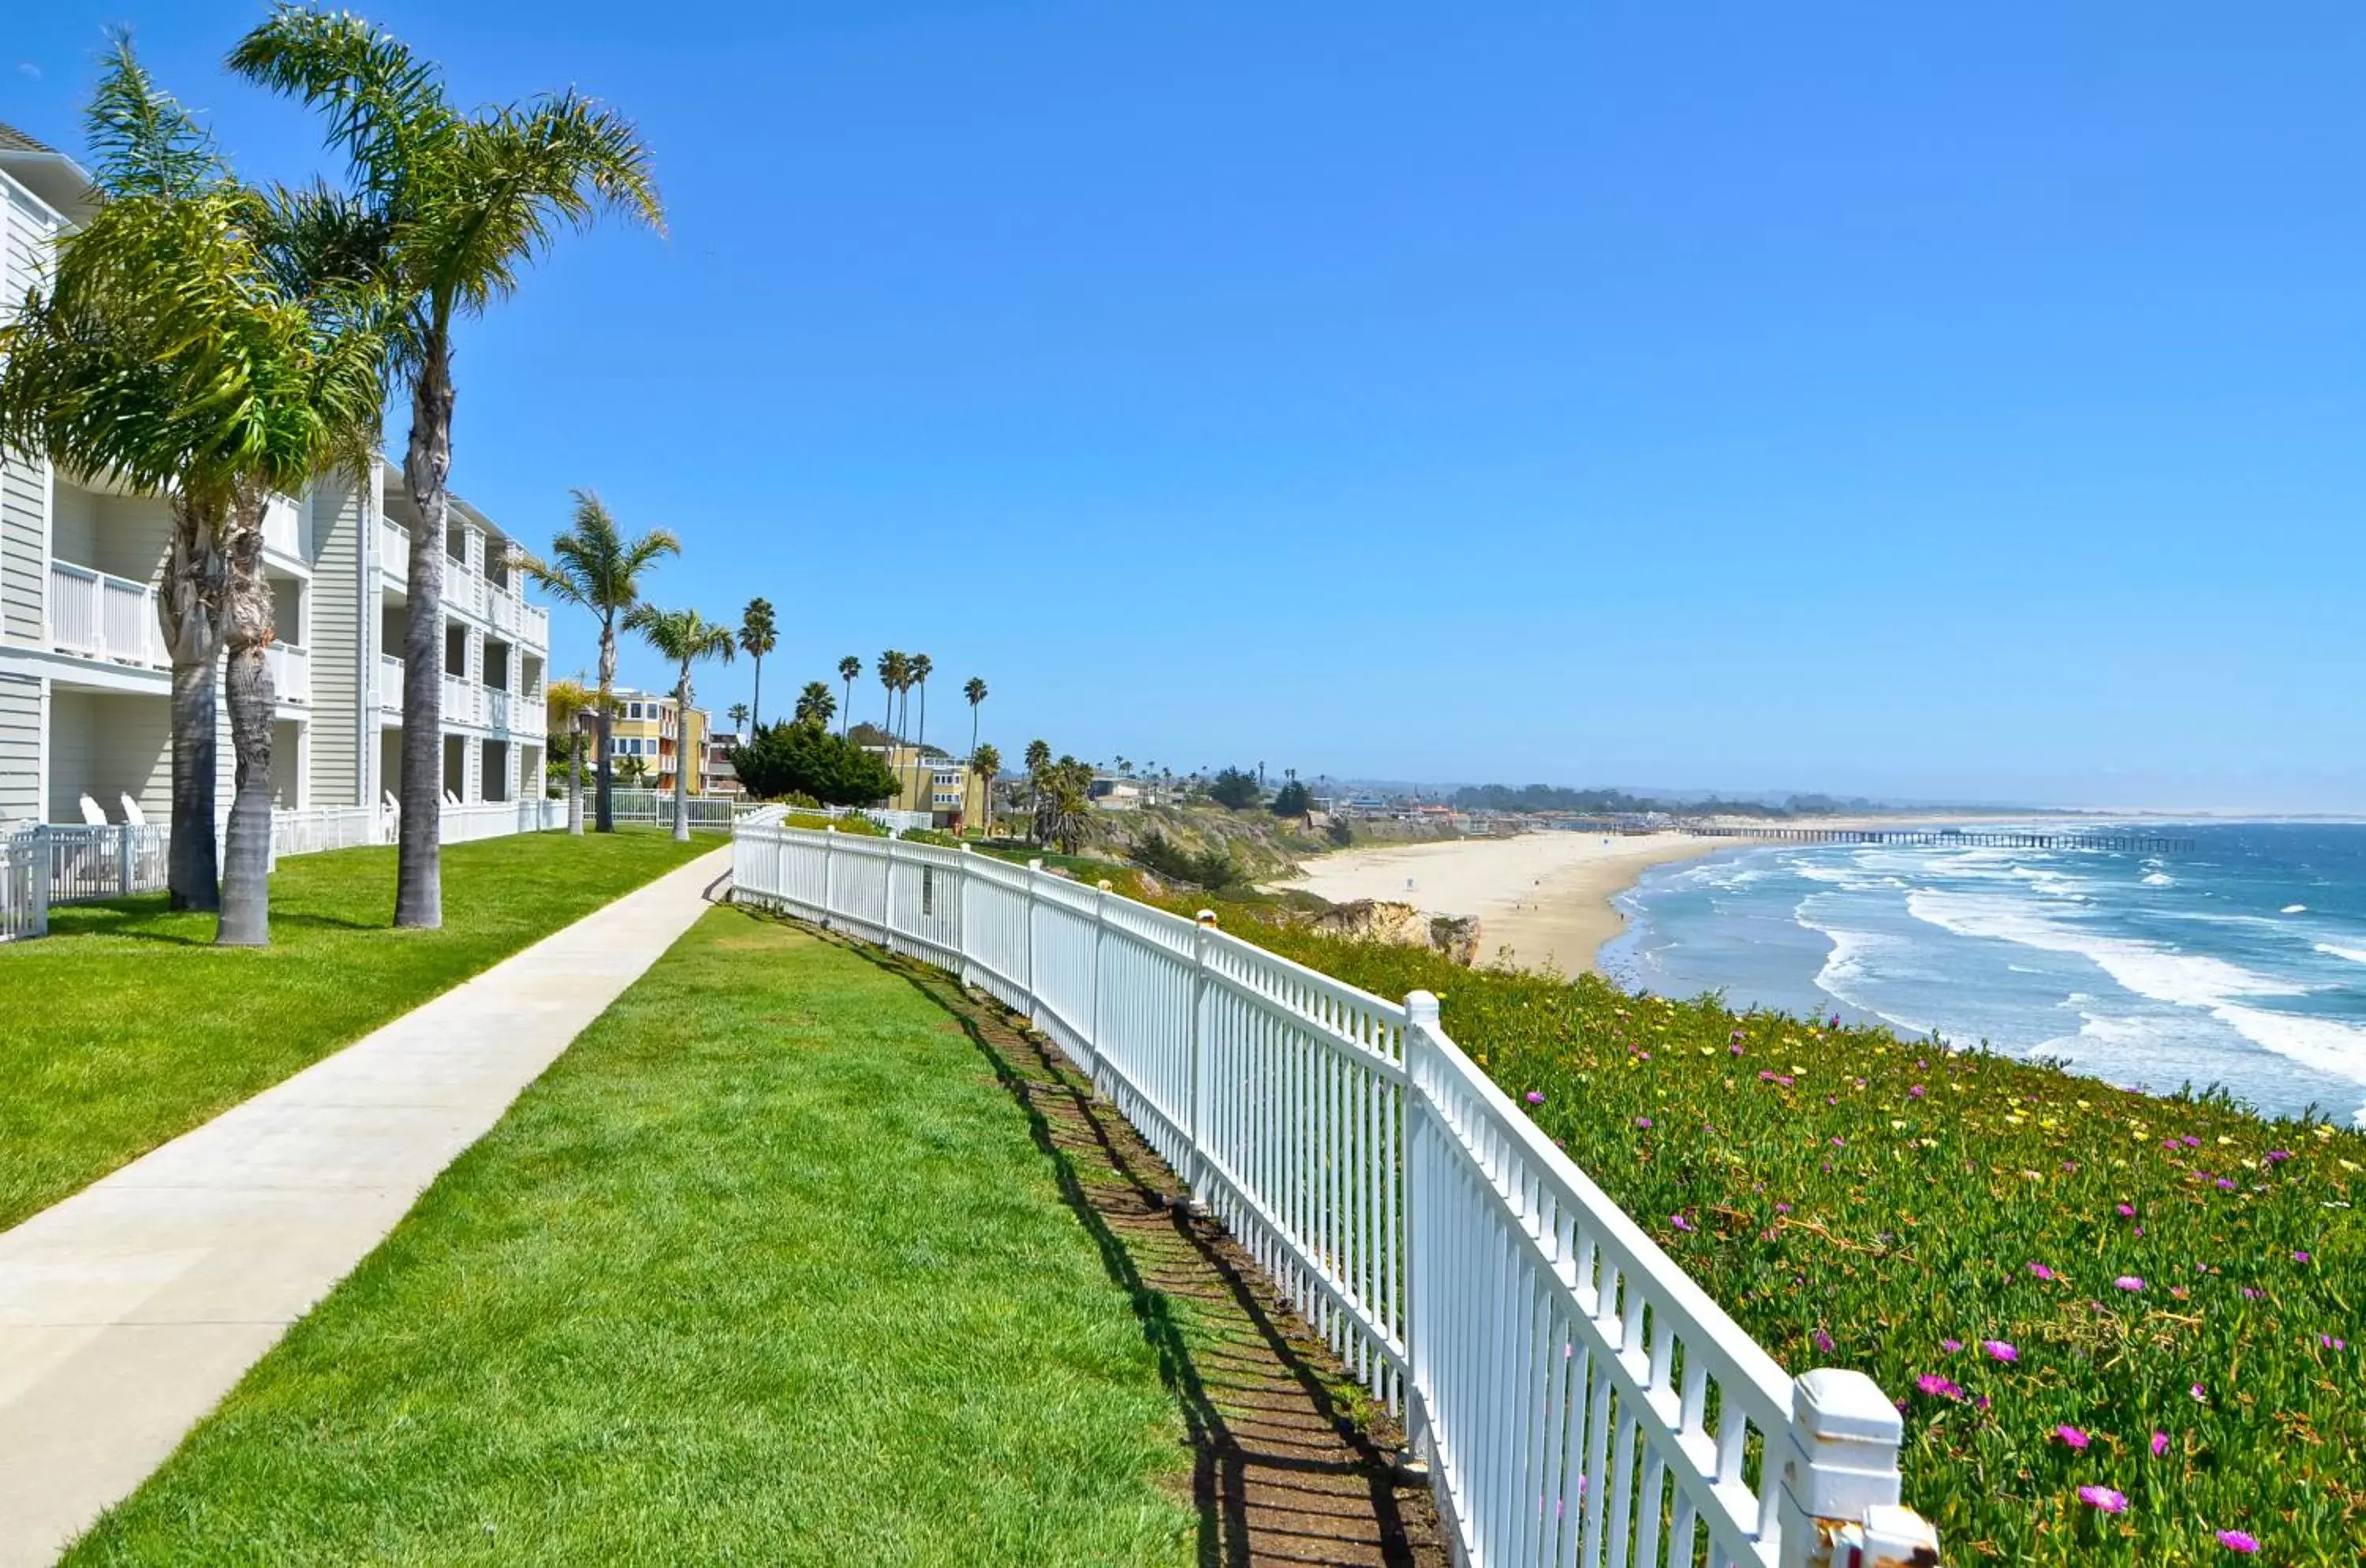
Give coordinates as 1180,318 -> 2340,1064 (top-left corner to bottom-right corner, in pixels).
0,797 -> 569,941
604,788 -> 737,832
730,823 -> 1939,1568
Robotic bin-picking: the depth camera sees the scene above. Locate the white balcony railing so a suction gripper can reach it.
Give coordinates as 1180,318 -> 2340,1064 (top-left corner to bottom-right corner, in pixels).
48,559 -> 170,669
378,654 -> 403,712
379,519 -> 409,581
267,642 -> 310,703
483,686 -> 510,732
262,494 -> 304,563
442,672 -> 480,726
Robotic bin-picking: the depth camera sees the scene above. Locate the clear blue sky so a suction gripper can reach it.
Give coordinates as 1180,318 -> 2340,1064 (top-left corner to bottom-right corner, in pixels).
9,4 -> 2362,812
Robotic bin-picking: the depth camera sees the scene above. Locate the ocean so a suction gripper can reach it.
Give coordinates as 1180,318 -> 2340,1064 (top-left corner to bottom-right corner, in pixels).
1601,822 -> 2366,1126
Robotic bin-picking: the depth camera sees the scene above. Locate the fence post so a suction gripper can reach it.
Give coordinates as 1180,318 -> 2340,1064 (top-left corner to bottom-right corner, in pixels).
30,826 -> 51,938
956,843 -> 973,987
1091,879 -> 1111,1058
1775,1369 -> 1940,1568
1186,909 -> 1217,1203
118,823 -> 134,896
1023,858 -> 1042,1016
883,831 -> 898,947
1400,988 -> 1441,1468
822,827 -> 837,929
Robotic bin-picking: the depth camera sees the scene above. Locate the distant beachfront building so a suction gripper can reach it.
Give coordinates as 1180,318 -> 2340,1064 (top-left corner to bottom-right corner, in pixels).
864,743 -> 989,832
0,121 -> 551,826
604,689 -> 707,794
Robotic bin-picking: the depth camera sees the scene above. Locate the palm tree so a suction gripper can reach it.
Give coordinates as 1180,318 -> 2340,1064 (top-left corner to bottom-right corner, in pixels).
963,676 -> 987,763
737,598 -> 776,726
615,753 -> 650,786
793,681 -> 834,729
0,40 -> 386,935
233,7 -> 662,927
524,491 -> 678,833
909,653 -> 933,818
968,741 -> 1000,838
546,677 -> 597,834
1023,738 -> 1052,846
726,700 -> 749,735
834,655 -> 859,737
876,649 -> 908,740
625,604 -> 734,842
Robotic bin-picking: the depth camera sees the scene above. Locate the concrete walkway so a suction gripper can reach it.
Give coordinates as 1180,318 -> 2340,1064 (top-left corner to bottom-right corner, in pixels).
0,846 -> 730,1565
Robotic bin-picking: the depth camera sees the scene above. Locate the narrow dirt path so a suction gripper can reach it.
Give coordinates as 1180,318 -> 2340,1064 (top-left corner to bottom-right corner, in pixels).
868,943 -> 1448,1568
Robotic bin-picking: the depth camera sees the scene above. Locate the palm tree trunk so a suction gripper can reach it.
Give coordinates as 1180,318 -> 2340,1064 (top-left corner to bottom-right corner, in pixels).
595,621 -> 617,833
840,677 -> 851,737
672,669 -> 692,844
915,681 -> 928,821
567,730 -> 584,834
218,497 -> 276,946
396,345 -> 453,928
158,493 -> 227,912
751,655 -> 763,730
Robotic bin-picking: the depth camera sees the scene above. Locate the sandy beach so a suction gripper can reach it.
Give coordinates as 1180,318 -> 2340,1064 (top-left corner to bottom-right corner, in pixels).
1279,832 -> 1726,976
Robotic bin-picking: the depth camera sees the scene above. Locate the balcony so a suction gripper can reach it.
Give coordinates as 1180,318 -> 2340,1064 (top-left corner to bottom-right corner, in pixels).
379,654 -> 403,713
267,642 -> 311,703
48,559 -> 169,669
442,672 -> 481,727
379,519 -> 410,582
262,495 -> 304,564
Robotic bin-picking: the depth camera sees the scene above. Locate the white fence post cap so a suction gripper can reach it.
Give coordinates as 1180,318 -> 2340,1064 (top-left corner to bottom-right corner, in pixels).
1783,1368 -> 1904,1527
1405,989 -> 1442,1026
1793,1367 -> 1901,1443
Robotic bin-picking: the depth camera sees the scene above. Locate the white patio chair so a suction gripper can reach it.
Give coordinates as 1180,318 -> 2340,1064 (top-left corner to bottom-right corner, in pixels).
119,794 -> 147,826
78,794 -> 108,826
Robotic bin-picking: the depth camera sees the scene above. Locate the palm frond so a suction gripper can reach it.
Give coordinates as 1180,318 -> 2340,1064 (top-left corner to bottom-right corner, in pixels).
85,29 -> 225,200
227,6 -> 460,208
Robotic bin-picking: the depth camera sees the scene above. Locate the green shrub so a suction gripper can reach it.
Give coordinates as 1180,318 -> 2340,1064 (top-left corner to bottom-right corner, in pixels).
729,722 -> 899,805
1129,830 -> 1240,890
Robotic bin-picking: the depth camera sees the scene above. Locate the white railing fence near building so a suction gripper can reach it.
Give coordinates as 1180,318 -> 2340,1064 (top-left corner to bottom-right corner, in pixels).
729,823 -> 1941,1568
606,789 -> 738,832
0,797 -> 570,943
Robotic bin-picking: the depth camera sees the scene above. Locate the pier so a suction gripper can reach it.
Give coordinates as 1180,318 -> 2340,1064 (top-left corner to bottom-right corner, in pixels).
1681,825 -> 2196,853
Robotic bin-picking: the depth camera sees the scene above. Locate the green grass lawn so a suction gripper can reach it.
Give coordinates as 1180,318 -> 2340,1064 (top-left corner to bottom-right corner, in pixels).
65,907 -> 1195,1566
0,829 -> 713,1232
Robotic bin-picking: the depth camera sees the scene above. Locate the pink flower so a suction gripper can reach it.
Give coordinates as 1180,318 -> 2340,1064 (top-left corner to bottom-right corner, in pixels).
2242,1287 -> 2263,1300
2077,1486 -> 2128,1514
2265,1149 -> 2292,1162
1940,1338 -> 1963,1353
2215,1178 -> 2237,1191
1812,1329 -> 1835,1353
1634,1116 -> 1652,1129
1830,1136 -> 1846,1148
2115,1204 -> 2136,1218
1916,1374 -> 1964,1400
2190,1383 -> 2207,1402
2114,1276 -> 2145,1292
1524,1089 -> 1545,1105
2320,1334 -> 2347,1350
2057,1425 -> 2089,1450
1774,1202 -> 1793,1215
2028,1263 -> 2055,1281
1983,1339 -> 2017,1363
1670,1213 -> 1694,1233
2293,1250 -> 2311,1264
2215,1529 -> 2260,1552
2151,1429 -> 2170,1457
2182,1135 -> 2201,1147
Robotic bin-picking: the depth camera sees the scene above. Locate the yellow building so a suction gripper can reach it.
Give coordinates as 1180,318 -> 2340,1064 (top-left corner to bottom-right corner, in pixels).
606,688 -> 709,793
868,745 -> 991,831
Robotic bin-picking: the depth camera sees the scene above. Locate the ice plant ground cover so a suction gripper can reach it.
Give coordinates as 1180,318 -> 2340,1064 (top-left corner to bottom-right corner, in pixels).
0,829 -> 713,1231
1162,887 -> 2364,1566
